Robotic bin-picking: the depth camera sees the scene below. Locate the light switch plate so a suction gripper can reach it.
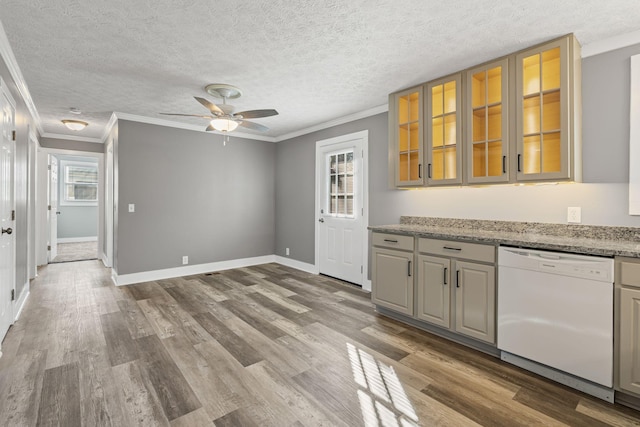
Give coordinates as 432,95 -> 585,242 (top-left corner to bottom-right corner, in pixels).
128,204 -> 135,213
567,207 -> 581,223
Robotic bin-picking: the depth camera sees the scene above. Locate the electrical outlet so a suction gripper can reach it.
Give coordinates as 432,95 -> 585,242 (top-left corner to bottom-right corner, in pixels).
128,204 -> 135,213
567,207 -> 581,224
182,256 -> 188,265
285,248 -> 290,256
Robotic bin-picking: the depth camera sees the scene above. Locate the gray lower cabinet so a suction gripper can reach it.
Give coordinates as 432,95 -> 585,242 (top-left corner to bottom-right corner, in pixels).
371,233 -> 414,316
617,257 -> 640,396
416,238 -> 496,344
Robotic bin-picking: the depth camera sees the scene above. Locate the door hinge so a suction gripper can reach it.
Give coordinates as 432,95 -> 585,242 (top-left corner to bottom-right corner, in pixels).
11,130 -> 16,141
47,245 -> 51,251
47,165 -> 51,170
11,210 -> 15,221
11,289 -> 15,301
48,205 -> 51,211
361,265 -> 363,274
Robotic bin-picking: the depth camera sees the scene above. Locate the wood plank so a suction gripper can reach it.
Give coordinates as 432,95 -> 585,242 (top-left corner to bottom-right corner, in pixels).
513,387 -> 609,426
220,298 -> 288,340
213,409 -> 259,427
170,408 -> 213,427
37,363 -> 81,427
117,298 -> 156,339
192,312 -> 262,367
136,335 -> 202,421
100,311 -> 139,366
0,350 -> 47,427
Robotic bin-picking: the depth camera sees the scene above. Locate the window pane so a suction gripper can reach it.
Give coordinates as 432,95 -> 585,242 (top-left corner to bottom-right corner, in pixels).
67,165 -> 98,183
66,184 -> 97,201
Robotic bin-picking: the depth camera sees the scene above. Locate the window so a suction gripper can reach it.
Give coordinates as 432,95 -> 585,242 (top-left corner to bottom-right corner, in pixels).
61,160 -> 98,205
327,150 -> 354,217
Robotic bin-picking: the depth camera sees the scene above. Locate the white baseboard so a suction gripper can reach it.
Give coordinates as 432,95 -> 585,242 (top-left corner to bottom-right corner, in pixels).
14,283 -> 30,321
273,256 -> 318,274
363,279 -> 372,292
101,253 -> 111,268
113,255 -> 277,286
58,236 -> 98,243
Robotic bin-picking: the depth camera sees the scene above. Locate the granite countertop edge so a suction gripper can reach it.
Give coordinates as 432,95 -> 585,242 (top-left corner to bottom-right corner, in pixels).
368,224 -> 640,258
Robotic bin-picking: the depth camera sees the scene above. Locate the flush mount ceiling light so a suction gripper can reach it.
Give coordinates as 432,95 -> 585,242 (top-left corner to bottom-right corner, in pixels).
62,119 -> 88,131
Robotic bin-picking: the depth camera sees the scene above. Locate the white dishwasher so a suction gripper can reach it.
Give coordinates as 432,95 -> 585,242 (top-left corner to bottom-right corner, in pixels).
497,247 -> 614,401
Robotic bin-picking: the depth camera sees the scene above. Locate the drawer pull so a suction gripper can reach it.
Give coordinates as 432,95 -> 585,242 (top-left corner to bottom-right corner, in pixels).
408,261 -> 412,277
443,267 -> 448,285
443,246 -> 462,251
383,239 -> 398,243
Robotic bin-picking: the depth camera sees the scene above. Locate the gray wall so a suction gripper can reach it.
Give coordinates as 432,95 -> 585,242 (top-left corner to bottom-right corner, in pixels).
275,43 -> 640,266
115,120 -> 275,275
40,137 -> 104,153
57,206 -> 98,239
0,50 -> 38,299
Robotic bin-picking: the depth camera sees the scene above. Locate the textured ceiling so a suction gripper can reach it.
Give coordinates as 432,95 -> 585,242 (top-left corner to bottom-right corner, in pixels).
1,0 -> 640,141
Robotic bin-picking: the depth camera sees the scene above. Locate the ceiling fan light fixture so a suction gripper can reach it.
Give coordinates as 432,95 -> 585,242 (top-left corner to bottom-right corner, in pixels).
210,118 -> 239,132
62,119 -> 88,131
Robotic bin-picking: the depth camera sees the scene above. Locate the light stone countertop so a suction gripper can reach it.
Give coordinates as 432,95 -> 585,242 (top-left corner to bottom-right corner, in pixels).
369,218 -> 640,258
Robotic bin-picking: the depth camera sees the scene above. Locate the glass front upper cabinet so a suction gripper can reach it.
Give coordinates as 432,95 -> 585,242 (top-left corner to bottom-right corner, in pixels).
426,74 -> 462,185
516,35 -> 580,181
466,58 -> 509,184
392,86 -> 424,186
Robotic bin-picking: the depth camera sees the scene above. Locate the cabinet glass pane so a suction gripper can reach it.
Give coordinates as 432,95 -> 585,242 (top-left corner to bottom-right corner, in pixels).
523,135 -> 541,174
410,152 -> 420,181
473,108 -> 486,142
542,47 -> 561,91
444,114 -> 456,146
432,150 -> 444,180
399,153 -> 409,181
398,125 -> 408,151
472,71 -> 486,108
409,121 -> 420,150
432,117 -> 443,147
542,132 -> 561,173
542,90 -> 561,131
473,143 -> 486,177
444,81 -> 456,114
523,54 -> 540,96
523,95 -> 541,135
409,92 -> 420,122
488,105 -> 501,140
432,85 -> 443,117
398,96 -> 409,123
487,66 -> 502,105
488,141 -> 502,176
445,147 -> 456,179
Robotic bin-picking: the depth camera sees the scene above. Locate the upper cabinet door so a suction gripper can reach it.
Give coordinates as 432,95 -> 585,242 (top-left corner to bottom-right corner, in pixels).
515,35 -> 580,182
426,74 -> 463,185
392,86 -> 424,186
466,59 -> 510,184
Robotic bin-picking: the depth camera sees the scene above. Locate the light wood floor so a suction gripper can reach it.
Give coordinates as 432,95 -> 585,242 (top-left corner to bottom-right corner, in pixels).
2,260 -> 640,426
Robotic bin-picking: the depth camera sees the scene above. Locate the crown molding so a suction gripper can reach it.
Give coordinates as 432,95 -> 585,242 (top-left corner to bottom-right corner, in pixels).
273,104 -> 388,142
100,112 -> 118,143
0,20 -> 43,135
113,112 -> 277,142
40,132 -> 102,144
582,29 -> 640,58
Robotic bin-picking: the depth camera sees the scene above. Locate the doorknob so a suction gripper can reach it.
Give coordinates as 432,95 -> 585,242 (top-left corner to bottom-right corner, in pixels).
1,227 -> 12,235
318,218 -> 324,223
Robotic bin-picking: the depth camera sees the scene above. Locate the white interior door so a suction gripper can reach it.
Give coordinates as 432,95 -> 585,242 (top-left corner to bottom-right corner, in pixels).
48,155 -> 58,262
105,141 -> 114,267
316,131 -> 368,286
0,87 -> 16,342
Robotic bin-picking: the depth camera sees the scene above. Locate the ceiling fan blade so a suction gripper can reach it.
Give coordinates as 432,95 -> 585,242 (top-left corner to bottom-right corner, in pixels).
194,97 -> 224,115
238,120 -> 269,132
159,113 -> 213,119
205,124 -> 215,132
234,109 -> 278,119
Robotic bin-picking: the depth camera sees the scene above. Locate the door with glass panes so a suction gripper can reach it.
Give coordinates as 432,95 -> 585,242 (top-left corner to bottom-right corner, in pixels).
318,134 -> 365,285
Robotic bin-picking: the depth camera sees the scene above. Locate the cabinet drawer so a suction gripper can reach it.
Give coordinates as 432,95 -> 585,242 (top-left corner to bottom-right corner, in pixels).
418,238 -> 495,263
620,259 -> 640,289
372,233 -> 414,251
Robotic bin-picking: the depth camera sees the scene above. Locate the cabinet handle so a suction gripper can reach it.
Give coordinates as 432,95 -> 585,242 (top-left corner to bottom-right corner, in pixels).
408,260 -> 412,277
418,164 -> 422,179
456,270 -> 460,288
443,267 -> 448,285
517,154 -> 522,172
502,155 -> 506,174
443,246 -> 462,252
427,163 -> 432,178
383,239 -> 398,243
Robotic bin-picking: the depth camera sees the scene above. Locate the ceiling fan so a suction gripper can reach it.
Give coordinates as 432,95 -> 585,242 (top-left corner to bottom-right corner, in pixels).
160,84 -> 278,144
